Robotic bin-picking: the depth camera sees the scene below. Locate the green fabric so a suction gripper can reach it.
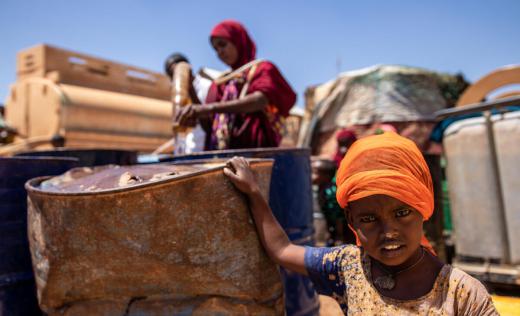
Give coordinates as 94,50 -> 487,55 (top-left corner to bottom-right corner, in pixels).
321,175 -> 344,222
442,180 -> 453,232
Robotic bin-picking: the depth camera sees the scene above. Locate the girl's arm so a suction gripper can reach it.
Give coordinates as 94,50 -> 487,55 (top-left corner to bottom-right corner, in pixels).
176,92 -> 268,126
224,157 -> 307,275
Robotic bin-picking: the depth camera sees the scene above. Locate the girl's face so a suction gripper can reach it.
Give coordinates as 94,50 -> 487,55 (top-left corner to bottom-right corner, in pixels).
211,37 -> 238,67
347,194 -> 423,267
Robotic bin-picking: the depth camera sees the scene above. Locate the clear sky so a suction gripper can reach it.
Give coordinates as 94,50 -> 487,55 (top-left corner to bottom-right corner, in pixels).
1,0 -> 518,107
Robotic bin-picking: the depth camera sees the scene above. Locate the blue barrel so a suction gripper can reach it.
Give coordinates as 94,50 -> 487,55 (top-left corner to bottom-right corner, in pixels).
161,148 -> 320,316
16,149 -> 137,167
0,157 -> 79,316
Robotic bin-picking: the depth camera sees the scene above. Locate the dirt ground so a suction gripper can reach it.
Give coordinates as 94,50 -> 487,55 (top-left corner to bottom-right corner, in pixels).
319,295 -> 343,316
318,294 -> 520,316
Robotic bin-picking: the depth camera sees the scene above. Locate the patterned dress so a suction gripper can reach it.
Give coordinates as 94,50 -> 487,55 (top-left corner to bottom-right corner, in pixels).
208,75 -> 285,150
205,61 -> 296,151
305,245 -> 498,315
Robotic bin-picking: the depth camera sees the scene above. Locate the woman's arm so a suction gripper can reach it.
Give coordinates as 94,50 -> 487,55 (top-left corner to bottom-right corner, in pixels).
205,91 -> 268,114
175,92 -> 268,126
223,157 -> 307,275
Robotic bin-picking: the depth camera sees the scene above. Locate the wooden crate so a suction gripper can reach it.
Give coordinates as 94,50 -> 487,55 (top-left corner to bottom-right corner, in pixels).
5,45 -> 173,153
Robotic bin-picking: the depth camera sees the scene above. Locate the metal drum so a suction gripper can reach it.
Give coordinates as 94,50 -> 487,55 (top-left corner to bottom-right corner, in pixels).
17,148 -> 137,167
161,147 -> 320,316
25,161 -> 284,315
0,157 -> 78,316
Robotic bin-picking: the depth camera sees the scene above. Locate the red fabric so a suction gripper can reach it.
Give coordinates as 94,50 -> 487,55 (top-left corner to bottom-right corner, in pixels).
206,61 -> 296,117
334,128 -> 357,167
336,129 -> 357,143
204,20 -> 296,150
208,20 -> 296,116
210,20 -> 256,69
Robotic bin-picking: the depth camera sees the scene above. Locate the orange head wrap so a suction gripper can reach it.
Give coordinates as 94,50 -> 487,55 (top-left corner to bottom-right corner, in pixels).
336,132 -> 435,255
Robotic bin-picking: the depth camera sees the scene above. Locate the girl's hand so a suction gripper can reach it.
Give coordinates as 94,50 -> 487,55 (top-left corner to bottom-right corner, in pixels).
223,157 -> 261,196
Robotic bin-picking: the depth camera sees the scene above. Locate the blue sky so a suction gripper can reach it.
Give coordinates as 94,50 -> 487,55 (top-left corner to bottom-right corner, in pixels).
1,0 -> 519,107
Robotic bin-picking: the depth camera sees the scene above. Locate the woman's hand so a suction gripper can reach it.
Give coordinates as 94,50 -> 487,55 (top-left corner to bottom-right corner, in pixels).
223,156 -> 261,196
174,104 -> 214,127
174,104 -> 198,127
175,104 -> 207,127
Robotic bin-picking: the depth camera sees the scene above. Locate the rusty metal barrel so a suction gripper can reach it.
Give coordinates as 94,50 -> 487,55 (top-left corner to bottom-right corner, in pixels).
161,148 -> 320,316
26,160 -> 284,315
0,157 -> 78,316
17,148 -> 137,167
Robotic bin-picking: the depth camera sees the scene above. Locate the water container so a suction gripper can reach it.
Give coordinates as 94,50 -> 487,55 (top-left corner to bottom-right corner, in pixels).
161,147 -> 320,316
16,148 -> 137,166
0,157 -> 78,316
443,111 -> 520,263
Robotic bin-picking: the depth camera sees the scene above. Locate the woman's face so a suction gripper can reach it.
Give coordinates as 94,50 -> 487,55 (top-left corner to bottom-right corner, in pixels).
211,37 -> 238,67
347,194 -> 423,267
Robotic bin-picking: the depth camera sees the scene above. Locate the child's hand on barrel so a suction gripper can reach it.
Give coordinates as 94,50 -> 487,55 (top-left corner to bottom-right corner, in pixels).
224,157 -> 260,196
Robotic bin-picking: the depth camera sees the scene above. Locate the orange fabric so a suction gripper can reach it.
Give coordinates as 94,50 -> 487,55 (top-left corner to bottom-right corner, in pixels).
336,132 -> 436,255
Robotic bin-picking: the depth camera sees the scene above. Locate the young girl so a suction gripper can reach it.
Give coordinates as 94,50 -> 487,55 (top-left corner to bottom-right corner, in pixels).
224,132 -> 498,315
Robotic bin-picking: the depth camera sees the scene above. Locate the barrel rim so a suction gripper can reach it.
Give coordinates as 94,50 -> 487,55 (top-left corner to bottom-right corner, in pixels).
16,148 -> 138,155
0,156 -> 79,163
25,158 -> 273,197
159,147 -> 311,162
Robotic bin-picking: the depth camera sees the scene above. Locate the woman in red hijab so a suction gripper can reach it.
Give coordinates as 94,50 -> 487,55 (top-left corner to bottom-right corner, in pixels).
175,20 -> 297,150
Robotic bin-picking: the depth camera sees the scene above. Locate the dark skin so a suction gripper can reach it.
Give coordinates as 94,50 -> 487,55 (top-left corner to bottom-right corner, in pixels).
347,195 -> 444,299
224,157 -> 444,300
211,37 -> 239,68
174,37 -> 269,129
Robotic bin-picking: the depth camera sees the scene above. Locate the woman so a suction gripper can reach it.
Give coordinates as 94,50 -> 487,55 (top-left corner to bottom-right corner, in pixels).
175,20 -> 296,150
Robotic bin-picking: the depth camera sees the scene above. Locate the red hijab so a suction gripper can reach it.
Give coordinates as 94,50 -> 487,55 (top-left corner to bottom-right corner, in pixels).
210,20 -> 256,69
207,20 -> 296,117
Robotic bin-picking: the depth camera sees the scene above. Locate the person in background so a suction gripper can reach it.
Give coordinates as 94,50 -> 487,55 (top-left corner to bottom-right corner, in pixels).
224,132 -> 498,315
0,105 -> 17,144
164,53 -> 190,80
333,128 -> 357,168
164,53 -> 207,153
311,158 -> 355,246
175,20 -> 296,150
164,53 -> 216,108
311,128 -> 358,245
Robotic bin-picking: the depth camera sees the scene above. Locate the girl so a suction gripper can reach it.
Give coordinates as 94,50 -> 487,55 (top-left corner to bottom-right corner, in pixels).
224,132 -> 498,315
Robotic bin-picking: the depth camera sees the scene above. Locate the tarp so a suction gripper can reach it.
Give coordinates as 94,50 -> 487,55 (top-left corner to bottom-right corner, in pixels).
300,65 -> 468,152
315,65 -> 460,132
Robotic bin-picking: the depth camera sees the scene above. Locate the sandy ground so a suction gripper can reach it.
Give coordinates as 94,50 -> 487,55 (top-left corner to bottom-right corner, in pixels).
491,295 -> 520,316
318,294 -> 520,316
319,295 -> 343,316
